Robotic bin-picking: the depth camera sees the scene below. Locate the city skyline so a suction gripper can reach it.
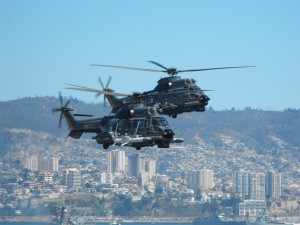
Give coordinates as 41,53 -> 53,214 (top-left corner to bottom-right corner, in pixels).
1,141 -> 298,219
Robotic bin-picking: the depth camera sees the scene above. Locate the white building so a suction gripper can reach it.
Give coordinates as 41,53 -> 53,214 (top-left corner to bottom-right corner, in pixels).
239,200 -> 266,217
266,171 -> 282,199
138,171 -> 151,186
249,173 -> 265,200
145,159 -> 156,180
200,169 -> 214,190
187,169 -> 214,190
100,172 -> 113,185
107,150 -> 127,174
24,156 -> 38,171
234,171 -> 281,200
24,156 -> 59,172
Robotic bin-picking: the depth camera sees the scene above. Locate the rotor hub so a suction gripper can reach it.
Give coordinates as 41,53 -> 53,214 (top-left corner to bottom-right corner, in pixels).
167,68 -> 178,76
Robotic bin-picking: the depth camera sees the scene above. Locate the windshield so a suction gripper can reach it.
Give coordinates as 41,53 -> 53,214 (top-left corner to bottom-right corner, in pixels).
145,117 -> 169,127
158,117 -> 169,127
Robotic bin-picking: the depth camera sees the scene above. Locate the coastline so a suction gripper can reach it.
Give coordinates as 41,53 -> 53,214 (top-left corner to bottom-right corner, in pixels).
1,216 -> 299,224
0,216 -> 192,223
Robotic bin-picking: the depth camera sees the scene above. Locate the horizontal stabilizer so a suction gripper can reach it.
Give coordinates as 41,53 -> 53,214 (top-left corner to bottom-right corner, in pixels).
73,113 -> 93,117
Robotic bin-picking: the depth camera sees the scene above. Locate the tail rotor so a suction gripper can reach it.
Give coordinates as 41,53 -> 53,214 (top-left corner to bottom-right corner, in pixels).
52,93 -> 72,128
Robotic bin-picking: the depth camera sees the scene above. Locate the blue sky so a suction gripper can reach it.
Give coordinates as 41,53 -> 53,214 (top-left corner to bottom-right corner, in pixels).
1,0 -> 299,110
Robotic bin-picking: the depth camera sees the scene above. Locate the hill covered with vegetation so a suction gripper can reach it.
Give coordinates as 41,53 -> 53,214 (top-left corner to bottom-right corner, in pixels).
1,96 -> 300,157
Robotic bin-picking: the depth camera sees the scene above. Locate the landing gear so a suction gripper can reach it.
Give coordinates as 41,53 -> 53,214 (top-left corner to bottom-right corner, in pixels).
103,144 -> 109,149
136,146 -> 141,150
171,114 -> 177,118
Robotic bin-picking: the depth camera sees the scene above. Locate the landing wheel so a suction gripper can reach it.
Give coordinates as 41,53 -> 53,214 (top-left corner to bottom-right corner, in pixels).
171,114 -> 177,118
103,144 -> 109,149
136,146 -> 141,150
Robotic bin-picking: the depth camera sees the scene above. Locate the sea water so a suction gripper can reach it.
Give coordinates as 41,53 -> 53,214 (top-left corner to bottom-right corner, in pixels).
0,223 -> 192,225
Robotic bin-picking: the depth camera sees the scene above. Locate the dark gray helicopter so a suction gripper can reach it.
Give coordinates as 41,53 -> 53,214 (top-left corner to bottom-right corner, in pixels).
66,61 -> 254,118
52,94 -> 183,150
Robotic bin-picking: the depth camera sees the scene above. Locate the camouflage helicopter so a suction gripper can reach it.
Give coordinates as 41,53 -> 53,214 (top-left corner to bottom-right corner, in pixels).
66,61 -> 254,118
52,94 -> 183,150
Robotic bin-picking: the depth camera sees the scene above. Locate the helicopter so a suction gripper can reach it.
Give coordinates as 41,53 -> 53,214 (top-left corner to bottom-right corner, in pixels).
66,61 -> 255,118
52,94 -> 184,150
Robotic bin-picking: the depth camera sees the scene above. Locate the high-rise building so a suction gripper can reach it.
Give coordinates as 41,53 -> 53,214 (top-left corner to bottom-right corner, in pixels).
128,154 -> 140,177
234,171 -> 280,200
64,168 -> 81,187
233,171 -> 250,198
187,170 -> 199,188
24,156 -> 38,171
24,156 -> 59,172
266,171 -> 282,199
187,169 -> 214,190
49,157 -> 59,172
200,169 -> 214,190
249,173 -> 265,200
145,159 -> 156,180
128,153 -> 147,177
107,150 -> 127,174
38,157 -> 59,172
128,154 -> 156,186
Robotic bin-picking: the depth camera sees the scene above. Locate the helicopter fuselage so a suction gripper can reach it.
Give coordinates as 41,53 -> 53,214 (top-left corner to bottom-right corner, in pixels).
60,104 -> 183,150
85,61 -> 254,118
109,76 -> 210,118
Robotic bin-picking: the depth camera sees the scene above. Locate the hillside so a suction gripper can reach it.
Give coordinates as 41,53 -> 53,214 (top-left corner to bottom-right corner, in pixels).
0,97 -> 300,175
170,108 -> 300,151
1,97 -> 300,149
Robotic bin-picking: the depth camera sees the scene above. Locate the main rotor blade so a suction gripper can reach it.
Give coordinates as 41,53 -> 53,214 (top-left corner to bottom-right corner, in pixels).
177,66 -> 256,73
92,64 -> 256,75
65,84 -> 129,96
148,61 -> 169,70
91,64 -> 164,73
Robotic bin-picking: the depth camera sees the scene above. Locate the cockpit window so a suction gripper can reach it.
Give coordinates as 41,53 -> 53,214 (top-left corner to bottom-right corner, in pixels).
145,117 -> 169,127
152,118 -> 160,126
158,118 -> 169,126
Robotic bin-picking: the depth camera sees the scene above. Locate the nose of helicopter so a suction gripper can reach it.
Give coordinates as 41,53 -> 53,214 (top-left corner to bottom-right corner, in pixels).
200,94 -> 210,105
163,128 -> 175,139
